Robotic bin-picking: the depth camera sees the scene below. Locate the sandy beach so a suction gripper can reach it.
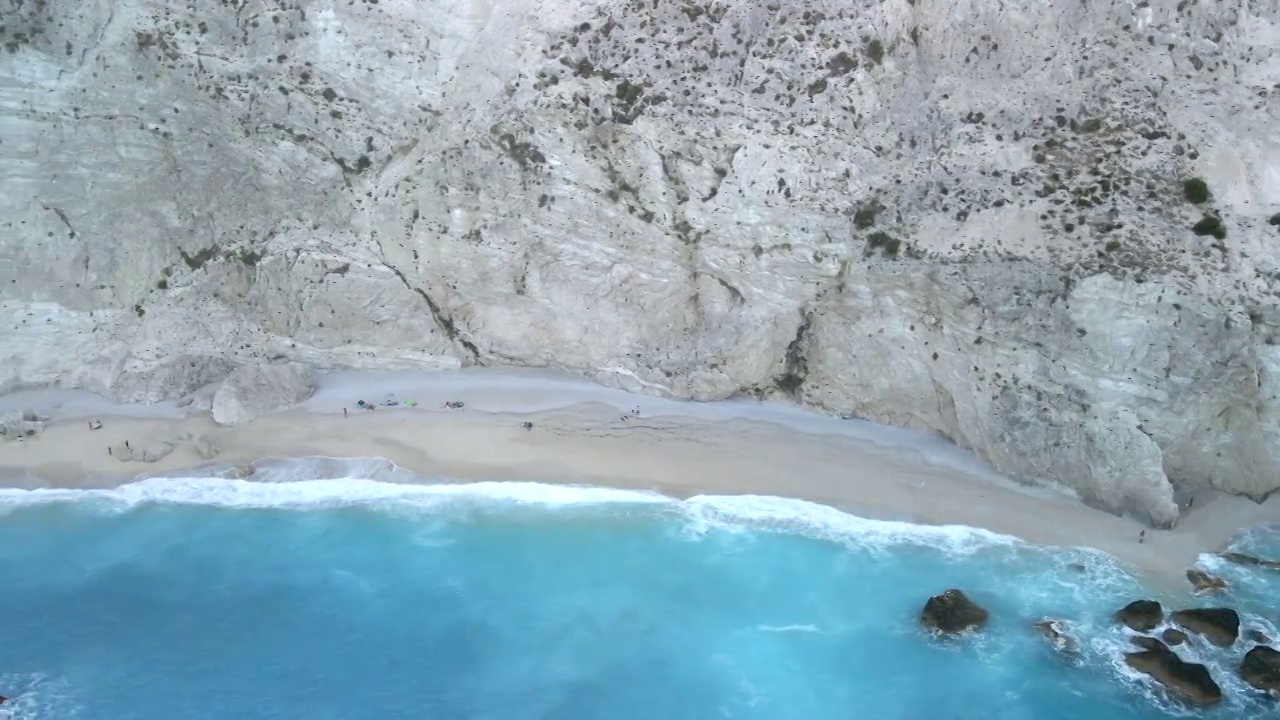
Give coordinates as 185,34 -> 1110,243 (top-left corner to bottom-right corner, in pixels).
0,369 -> 1275,589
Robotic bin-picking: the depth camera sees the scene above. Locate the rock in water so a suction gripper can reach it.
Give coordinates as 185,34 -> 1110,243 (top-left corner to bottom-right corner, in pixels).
1170,608 -> 1240,648
1247,630 -> 1274,645
1115,600 -> 1163,632
1131,636 -> 1168,652
1034,620 -> 1078,654
1185,568 -> 1228,594
211,363 -> 316,426
1220,552 -> 1280,571
1125,642 -> 1222,707
920,589 -> 988,634
1162,629 -> 1189,647
1240,645 -> 1280,694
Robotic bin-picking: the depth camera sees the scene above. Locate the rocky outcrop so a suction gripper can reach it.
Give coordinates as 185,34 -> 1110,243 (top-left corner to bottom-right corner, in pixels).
1115,600 -> 1163,632
1241,645 -> 1280,694
211,363 -> 316,426
1170,608 -> 1240,648
1162,629 -> 1188,647
195,434 -> 222,460
1125,638 -> 1222,707
0,409 -> 47,439
111,440 -> 175,463
1185,568 -> 1228,594
4,1 -> 1280,524
920,589 -> 988,634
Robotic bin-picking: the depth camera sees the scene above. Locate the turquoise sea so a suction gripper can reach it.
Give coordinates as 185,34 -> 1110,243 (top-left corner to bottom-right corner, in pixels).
0,458 -> 1275,719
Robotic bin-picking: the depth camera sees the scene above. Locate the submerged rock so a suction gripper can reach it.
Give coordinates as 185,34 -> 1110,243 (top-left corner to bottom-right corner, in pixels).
1185,568 -> 1228,594
1162,629 -> 1189,647
920,589 -> 988,634
1034,619 -> 1078,654
220,464 -> 256,480
1241,645 -> 1280,694
1171,608 -> 1240,648
1220,552 -> 1280,571
1115,600 -> 1163,632
211,362 -> 316,426
1125,641 -> 1222,707
1247,630 -> 1274,645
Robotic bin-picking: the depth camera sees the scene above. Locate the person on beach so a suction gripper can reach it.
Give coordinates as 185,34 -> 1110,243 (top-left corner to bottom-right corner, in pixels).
343,407 -> 348,418
1138,530 -> 1145,544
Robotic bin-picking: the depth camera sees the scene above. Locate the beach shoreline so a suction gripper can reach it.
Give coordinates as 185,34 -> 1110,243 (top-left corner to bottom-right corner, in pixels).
1,370 -> 1275,592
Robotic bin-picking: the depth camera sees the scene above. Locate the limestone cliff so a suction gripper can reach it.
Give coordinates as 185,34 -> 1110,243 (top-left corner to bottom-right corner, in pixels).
4,0 -> 1280,524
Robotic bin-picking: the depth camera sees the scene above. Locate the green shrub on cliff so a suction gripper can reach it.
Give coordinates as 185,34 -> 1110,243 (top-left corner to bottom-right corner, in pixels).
1182,178 -> 1210,204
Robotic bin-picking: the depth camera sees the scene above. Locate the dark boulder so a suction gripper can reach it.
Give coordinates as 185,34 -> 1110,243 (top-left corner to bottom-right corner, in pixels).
1162,629 -> 1189,646
1185,568 -> 1228,594
1171,608 -> 1240,647
1115,600 -> 1163,632
1241,645 -> 1280,694
920,589 -> 988,634
1125,642 -> 1222,707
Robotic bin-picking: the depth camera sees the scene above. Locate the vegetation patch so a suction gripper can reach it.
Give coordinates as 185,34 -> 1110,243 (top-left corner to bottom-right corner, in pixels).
866,231 -> 900,257
854,203 -> 878,229
864,38 -> 884,65
1192,214 -> 1226,240
180,246 -> 219,270
1182,178 -> 1210,204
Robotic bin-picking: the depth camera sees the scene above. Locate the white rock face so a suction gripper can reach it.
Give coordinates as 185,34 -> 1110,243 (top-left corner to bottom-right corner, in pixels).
211,362 -> 316,426
3,0 -> 1280,523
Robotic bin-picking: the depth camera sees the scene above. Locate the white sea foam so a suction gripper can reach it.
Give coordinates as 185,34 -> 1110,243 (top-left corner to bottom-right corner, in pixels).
755,624 -> 820,634
0,673 -> 77,720
683,493 -> 1019,554
1,481 -> 1027,563
0,476 -> 671,513
0,457 -> 1029,558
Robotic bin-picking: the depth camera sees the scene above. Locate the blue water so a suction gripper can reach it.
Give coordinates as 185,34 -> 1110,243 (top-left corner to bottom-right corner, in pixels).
0,461 -> 1275,719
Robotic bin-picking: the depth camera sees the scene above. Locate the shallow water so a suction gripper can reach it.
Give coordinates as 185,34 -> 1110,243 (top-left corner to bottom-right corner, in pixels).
0,459 -> 1275,719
